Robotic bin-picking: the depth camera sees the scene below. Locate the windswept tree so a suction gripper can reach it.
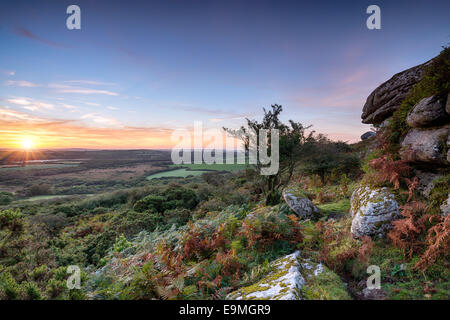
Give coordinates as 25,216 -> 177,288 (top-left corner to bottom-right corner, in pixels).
224,104 -> 315,204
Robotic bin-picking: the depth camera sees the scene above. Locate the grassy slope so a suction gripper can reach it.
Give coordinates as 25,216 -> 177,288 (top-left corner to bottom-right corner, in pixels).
146,168 -> 207,179
170,163 -> 250,172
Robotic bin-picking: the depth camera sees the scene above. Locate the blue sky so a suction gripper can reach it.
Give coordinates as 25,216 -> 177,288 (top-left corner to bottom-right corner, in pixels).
0,0 -> 449,148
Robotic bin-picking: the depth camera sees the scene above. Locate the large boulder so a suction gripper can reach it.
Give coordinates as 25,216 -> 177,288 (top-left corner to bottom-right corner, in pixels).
400,124 -> 450,165
406,96 -> 449,128
362,62 -> 428,124
350,186 -> 400,238
226,251 -> 351,300
283,191 -> 321,220
361,131 -> 376,140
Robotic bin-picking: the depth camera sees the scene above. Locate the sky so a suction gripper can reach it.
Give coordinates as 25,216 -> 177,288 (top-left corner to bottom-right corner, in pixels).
0,0 -> 449,149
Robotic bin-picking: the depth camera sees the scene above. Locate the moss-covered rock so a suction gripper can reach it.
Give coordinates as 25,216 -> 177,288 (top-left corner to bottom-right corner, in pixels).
227,251 -> 352,300
299,259 -> 351,300
428,173 -> 450,214
226,251 -> 304,300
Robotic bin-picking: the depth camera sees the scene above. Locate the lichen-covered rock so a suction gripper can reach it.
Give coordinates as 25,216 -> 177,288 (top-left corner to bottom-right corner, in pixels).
361,131 -> 376,140
226,252 -> 351,300
350,186 -> 400,238
362,62 -> 427,124
440,194 -> 450,216
378,117 -> 392,129
415,170 -> 444,198
226,251 -> 304,300
400,124 -> 450,165
406,96 -> 449,128
283,191 -> 321,220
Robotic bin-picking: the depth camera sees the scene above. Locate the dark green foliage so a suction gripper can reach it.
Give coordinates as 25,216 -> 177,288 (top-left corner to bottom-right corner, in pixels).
165,184 -> 198,210
26,184 -> 53,196
302,135 -> 361,183
78,190 -> 129,210
133,195 -> 166,213
0,271 -> 21,299
0,209 -> 27,266
164,208 -> 192,226
265,189 -> 282,205
0,192 -> 13,205
429,174 -> 450,213
133,184 -> 198,213
23,282 -> 42,300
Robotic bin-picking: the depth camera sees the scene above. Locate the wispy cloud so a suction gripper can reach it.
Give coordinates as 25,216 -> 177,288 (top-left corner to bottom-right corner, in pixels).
59,88 -> 119,96
290,65 -> 379,110
107,106 -> 119,110
6,98 -> 30,105
4,80 -> 40,87
173,105 -> 252,120
81,113 -> 122,127
0,106 -> 48,122
61,104 -> 80,112
7,97 -> 54,111
0,70 -> 15,76
209,115 -> 248,123
4,80 -> 120,96
64,80 -> 116,86
84,102 -> 101,106
14,27 -> 70,48
49,83 -> 119,96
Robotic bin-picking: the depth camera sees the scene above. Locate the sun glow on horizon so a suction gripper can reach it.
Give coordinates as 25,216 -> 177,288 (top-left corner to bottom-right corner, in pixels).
21,138 -> 35,150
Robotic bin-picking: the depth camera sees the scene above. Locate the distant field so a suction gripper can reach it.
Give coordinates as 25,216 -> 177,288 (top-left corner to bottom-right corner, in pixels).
20,194 -> 94,202
147,163 -> 250,179
169,163 -> 250,172
20,195 -> 70,202
0,163 -> 79,171
146,168 -> 207,179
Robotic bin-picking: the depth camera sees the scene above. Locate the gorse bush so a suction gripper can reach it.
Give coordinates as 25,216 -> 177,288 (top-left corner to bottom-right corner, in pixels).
133,184 -> 198,213
26,184 -> 53,197
0,209 -> 28,267
0,192 -> 13,205
134,195 -> 166,213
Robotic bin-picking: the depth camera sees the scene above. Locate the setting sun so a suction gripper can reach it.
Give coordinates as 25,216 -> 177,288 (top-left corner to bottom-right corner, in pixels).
21,138 -> 35,150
